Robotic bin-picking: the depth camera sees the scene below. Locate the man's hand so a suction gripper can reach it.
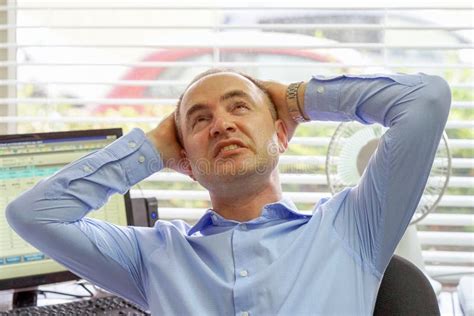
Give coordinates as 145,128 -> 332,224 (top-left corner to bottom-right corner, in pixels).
260,80 -> 307,141
146,112 -> 192,176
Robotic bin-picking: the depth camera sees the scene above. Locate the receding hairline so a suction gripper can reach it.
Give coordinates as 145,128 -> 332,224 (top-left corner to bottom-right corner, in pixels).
180,72 -> 265,114
174,68 -> 277,145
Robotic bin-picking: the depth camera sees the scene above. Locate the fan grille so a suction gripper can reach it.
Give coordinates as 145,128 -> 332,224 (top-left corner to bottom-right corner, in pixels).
326,122 -> 451,225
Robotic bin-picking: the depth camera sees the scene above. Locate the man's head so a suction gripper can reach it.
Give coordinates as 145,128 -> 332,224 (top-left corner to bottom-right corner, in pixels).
175,68 -> 288,192
174,68 -> 278,143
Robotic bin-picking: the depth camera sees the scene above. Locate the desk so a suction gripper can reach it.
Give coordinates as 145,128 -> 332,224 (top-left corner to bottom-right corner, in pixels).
0,283 -> 465,314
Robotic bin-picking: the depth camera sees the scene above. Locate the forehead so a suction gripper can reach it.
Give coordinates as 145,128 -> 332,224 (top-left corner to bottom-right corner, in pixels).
180,73 -> 260,111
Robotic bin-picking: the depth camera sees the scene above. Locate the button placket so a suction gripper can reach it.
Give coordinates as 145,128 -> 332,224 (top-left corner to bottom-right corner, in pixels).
232,226 -> 253,315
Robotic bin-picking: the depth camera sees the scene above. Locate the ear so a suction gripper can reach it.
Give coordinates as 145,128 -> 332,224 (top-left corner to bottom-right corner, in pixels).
275,119 -> 289,153
180,149 -> 196,181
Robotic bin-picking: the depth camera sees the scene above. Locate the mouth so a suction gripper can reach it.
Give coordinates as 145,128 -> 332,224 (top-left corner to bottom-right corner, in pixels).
216,144 -> 246,158
214,140 -> 247,158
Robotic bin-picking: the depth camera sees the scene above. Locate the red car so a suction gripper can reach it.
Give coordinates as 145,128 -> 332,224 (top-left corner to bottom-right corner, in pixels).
95,31 -> 361,115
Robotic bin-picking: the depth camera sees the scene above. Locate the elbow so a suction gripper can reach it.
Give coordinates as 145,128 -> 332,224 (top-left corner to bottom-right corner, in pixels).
6,191 -> 40,234
421,74 -> 452,122
5,198 -> 24,232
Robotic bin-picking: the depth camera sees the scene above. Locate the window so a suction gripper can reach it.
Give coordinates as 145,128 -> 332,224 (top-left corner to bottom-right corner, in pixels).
1,1 -> 472,289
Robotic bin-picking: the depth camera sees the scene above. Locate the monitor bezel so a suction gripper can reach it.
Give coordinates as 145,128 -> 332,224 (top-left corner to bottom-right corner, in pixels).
0,128 -> 134,291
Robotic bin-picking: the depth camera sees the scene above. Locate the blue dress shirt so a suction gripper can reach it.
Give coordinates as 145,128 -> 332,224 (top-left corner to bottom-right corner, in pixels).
6,73 -> 451,315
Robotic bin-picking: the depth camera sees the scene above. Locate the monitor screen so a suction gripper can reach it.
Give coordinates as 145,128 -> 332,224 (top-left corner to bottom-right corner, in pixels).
0,128 -> 132,291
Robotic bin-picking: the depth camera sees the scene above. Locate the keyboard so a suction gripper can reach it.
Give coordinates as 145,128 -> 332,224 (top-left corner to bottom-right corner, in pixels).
2,295 -> 150,315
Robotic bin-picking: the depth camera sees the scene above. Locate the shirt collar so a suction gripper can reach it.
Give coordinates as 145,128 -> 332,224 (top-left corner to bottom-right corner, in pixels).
187,195 -> 311,236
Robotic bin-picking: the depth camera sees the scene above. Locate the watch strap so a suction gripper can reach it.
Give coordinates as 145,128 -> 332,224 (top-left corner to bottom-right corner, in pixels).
286,81 -> 310,123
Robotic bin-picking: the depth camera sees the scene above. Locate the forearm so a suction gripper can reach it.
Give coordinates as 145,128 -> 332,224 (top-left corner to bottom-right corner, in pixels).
300,73 -> 450,127
6,128 -> 162,227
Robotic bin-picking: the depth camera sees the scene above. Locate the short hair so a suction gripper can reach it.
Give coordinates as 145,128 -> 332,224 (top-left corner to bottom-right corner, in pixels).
174,68 -> 277,145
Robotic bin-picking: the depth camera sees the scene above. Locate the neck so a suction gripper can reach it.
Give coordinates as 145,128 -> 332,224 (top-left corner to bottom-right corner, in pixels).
209,171 -> 282,222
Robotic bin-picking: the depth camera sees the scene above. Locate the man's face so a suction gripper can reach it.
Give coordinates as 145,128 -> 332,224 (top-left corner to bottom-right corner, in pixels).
179,72 -> 287,190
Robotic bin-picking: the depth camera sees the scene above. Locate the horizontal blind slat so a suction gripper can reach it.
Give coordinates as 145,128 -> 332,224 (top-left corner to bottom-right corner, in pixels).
1,61 -> 472,69
1,5 -> 473,10
422,250 -> 474,264
419,231 -> 474,246
0,80 -> 472,89
129,190 -> 474,207
1,24 -> 473,30
419,214 -> 474,226
141,173 -> 473,189
2,99 -> 471,109
426,265 -> 474,283
1,43 -> 472,49
0,116 -> 470,129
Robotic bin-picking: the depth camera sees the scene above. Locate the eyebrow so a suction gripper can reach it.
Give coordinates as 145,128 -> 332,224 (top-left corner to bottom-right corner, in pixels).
184,103 -> 208,123
184,89 -> 252,122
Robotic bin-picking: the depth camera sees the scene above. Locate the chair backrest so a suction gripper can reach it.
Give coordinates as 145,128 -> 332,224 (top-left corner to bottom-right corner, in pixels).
374,255 -> 440,316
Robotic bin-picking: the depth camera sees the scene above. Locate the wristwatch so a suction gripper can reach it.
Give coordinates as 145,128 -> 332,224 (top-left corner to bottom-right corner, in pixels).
286,81 -> 310,123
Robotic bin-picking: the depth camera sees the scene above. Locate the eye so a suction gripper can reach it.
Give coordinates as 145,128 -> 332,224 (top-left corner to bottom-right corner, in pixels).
192,115 -> 209,128
233,102 -> 249,111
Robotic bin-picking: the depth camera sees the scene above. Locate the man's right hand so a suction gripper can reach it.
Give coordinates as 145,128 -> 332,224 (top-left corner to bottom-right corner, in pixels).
146,112 -> 192,177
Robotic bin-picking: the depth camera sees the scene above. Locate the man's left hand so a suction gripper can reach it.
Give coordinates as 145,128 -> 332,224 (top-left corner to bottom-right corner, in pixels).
260,80 -> 305,141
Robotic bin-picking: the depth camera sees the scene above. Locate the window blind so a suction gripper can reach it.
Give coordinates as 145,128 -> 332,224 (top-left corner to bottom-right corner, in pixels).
0,1 -> 473,287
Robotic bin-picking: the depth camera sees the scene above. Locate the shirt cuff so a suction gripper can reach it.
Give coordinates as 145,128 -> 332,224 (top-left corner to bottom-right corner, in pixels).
303,75 -> 349,122
109,128 -> 164,187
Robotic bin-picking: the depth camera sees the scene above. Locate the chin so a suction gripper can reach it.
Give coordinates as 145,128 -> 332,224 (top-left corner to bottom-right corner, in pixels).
193,155 -> 278,187
195,165 -> 255,189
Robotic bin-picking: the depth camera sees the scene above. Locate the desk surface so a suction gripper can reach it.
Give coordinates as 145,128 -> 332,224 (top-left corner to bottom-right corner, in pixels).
0,281 -> 465,315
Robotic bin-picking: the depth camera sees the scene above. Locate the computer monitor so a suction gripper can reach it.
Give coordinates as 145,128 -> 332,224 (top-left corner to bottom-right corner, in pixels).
0,128 -> 133,307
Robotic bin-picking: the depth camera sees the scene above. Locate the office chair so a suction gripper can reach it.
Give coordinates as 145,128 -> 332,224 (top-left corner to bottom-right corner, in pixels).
374,255 -> 440,316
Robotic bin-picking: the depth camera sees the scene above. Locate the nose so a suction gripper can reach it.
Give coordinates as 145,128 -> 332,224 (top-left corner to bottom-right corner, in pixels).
209,116 -> 236,138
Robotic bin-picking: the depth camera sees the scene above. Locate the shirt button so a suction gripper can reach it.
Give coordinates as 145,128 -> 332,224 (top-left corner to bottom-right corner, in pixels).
83,166 -> 92,173
240,224 -> 247,230
239,270 -> 248,277
241,312 -> 249,316
138,155 -> 145,163
317,86 -> 325,93
128,141 -> 137,148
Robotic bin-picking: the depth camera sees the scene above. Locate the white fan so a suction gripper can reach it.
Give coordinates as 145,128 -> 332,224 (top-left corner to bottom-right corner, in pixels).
325,121 -> 452,295
325,122 -> 451,224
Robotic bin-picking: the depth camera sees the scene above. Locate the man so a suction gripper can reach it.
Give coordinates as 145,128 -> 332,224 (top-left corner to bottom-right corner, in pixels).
7,69 -> 451,315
